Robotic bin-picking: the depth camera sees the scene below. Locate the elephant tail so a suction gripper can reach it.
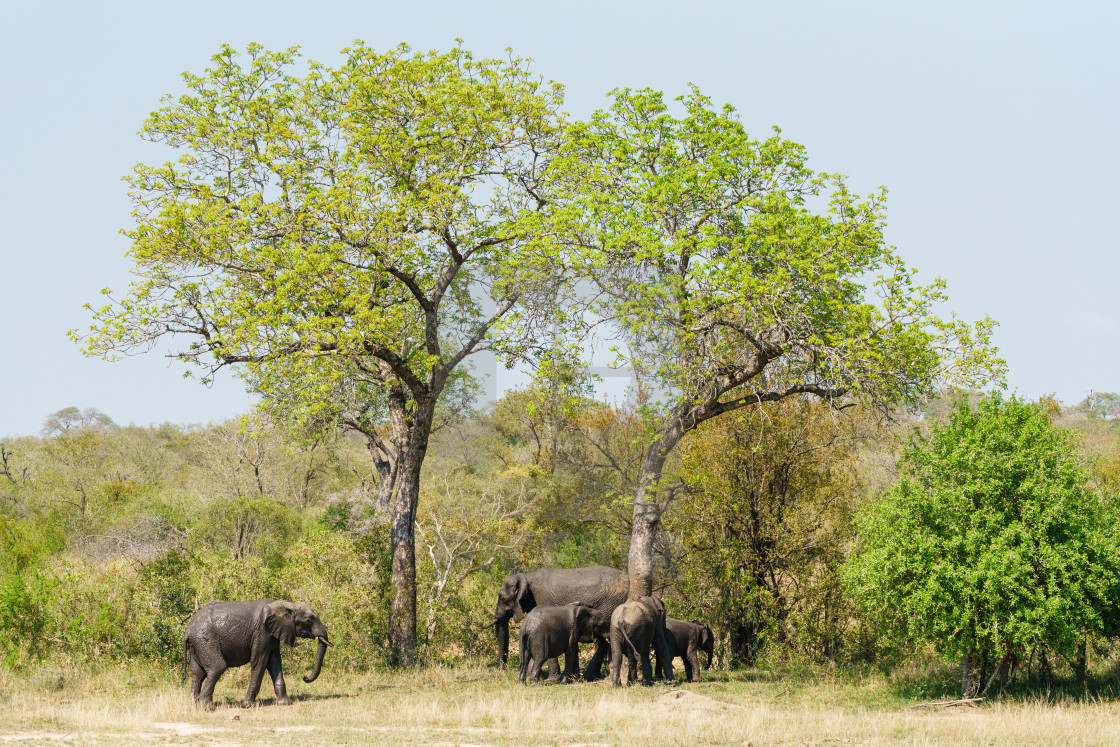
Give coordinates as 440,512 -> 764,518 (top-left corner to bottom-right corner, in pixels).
620,626 -> 639,661
518,629 -> 529,682
181,634 -> 190,684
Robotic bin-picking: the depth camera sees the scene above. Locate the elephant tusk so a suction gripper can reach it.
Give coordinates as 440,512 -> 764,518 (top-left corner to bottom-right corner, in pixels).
318,636 -> 333,647
481,620 -> 498,630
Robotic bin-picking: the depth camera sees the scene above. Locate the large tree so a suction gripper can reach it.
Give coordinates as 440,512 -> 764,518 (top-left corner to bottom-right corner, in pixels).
554,87 -> 1004,597
75,42 -> 565,664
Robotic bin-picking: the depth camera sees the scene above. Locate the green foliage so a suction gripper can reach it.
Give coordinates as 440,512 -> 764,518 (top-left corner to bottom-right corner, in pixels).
0,572 -> 53,664
188,495 -> 301,566
276,526 -> 387,667
0,512 -> 64,574
136,550 -> 194,660
1071,392 -> 1120,420
669,398 -> 870,666
554,87 -> 1004,419
843,394 -> 1120,666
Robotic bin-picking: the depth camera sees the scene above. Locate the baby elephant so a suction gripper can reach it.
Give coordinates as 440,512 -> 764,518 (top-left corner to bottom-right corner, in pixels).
184,600 -> 331,710
610,596 -> 674,687
519,603 -> 611,685
655,618 -> 715,682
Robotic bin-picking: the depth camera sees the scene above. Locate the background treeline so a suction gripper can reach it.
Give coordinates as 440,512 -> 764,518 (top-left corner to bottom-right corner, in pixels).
2,391 -> 1119,683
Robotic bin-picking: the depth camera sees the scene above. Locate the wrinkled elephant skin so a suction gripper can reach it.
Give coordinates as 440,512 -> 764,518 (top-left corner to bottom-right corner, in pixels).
656,618 -> 715,682
494,566 -> 628,680
184,600 -> 330,710
518,603 -> 612,685
610,596 -> 673,687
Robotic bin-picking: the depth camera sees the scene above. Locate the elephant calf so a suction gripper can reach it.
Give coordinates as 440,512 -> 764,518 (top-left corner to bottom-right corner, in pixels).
610,596 -> 673,687
519,603 -> 611,685
184,600 -> 330,710
655,618 -> 715,683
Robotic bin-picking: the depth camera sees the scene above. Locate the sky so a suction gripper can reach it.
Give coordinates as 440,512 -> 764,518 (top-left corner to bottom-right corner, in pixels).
2,0 -> 1117,438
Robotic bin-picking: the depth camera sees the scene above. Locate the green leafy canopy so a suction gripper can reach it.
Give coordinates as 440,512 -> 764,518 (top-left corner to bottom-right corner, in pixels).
551,86 -> 1004,419
843,393 -> 1120,661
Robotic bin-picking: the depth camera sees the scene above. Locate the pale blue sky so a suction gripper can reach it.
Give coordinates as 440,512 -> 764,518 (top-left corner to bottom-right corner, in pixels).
2,0 -> 1117,437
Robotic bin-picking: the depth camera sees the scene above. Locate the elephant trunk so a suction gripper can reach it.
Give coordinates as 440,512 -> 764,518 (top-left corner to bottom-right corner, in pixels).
303,637 -> 329,683
496,616 -> 511,668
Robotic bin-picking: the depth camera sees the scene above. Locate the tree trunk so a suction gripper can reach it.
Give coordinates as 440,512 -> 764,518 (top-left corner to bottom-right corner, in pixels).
1073,638 -> 1087,689
387,456 -> 421,666
374,456 -> 396,514
961,651 -> 982,698
386,397 -> 436,667
627,443 -> 674,599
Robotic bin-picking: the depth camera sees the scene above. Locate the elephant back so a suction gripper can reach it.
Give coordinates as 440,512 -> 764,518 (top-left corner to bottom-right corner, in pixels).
529,566 -> 629,613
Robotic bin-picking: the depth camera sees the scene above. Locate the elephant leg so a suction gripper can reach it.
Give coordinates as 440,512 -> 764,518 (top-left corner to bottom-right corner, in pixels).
640,653 -> 653,686
584,639 -> 608,681
562,642 -> 581,683
242,655 -> 270,707
687,647 -> 700,683
199,665 -> 226,710
268,650 -> 291,705
189,657 -> 205,701
626,655 -> 638,686
610,637 -> 623,688
528,654 -> 541,685
545,657 -> 562,683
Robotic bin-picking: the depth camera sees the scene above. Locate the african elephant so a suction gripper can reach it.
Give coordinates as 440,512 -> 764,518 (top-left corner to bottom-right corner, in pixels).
655,618 -> 715,682
610,595 -> 673,687
184,600 -> 330,710
493,565 -> 628,680
518,603 -> 612,685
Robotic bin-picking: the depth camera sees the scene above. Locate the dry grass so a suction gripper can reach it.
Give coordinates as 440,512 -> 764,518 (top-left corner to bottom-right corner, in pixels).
2,662 -> 1119,745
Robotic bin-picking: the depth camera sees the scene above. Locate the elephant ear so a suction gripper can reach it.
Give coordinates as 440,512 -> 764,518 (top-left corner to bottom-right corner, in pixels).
570,605 -> 585,649
513,575 -> 533,623
265,602 -> 298,646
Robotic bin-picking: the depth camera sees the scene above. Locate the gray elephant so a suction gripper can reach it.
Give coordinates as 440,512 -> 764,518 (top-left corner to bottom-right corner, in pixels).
610,595 -> 673,687
184,600 -> 330,710
655,618 -> 715,683
493,565 -> 628,680
518,603 -> 612,685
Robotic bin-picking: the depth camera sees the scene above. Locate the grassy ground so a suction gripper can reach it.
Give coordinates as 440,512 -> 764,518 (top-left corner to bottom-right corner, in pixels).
3,661 -> 1120,746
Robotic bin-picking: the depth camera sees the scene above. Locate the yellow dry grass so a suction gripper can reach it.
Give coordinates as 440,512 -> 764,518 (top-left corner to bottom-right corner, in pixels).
2,662 -> 1119,745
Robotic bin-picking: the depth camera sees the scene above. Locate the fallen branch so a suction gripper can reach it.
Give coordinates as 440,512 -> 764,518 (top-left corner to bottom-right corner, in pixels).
911,697 -> 984,708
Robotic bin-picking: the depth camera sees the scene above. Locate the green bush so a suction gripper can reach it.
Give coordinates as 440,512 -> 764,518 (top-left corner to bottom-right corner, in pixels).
0,571 -> 53,664
276,525 -> 387,669
189,495 -> 300,566
136,550 -> 194,661
843,394 -> 1120,688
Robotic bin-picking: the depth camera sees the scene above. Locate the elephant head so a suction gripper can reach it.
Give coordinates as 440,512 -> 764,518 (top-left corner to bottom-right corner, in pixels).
494,573 -> 534,667
264,601 -> 331,683
695,621 -> 715,669
570,604 -> 611,648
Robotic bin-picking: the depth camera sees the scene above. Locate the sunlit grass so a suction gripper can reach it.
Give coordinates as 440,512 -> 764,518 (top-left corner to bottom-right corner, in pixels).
3,660 -> 1120,745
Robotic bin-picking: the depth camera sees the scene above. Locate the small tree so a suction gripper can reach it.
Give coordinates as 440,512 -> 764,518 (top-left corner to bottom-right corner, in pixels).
843,394 -> 1120,696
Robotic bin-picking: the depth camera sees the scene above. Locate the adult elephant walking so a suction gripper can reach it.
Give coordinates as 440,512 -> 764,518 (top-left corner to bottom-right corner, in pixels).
493,565 -> 628,680
184,600 -> 330,710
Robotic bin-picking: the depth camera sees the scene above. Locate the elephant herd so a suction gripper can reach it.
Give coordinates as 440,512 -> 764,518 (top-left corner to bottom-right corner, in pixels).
493,565 -> 714,688
183,565 -> 711,709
